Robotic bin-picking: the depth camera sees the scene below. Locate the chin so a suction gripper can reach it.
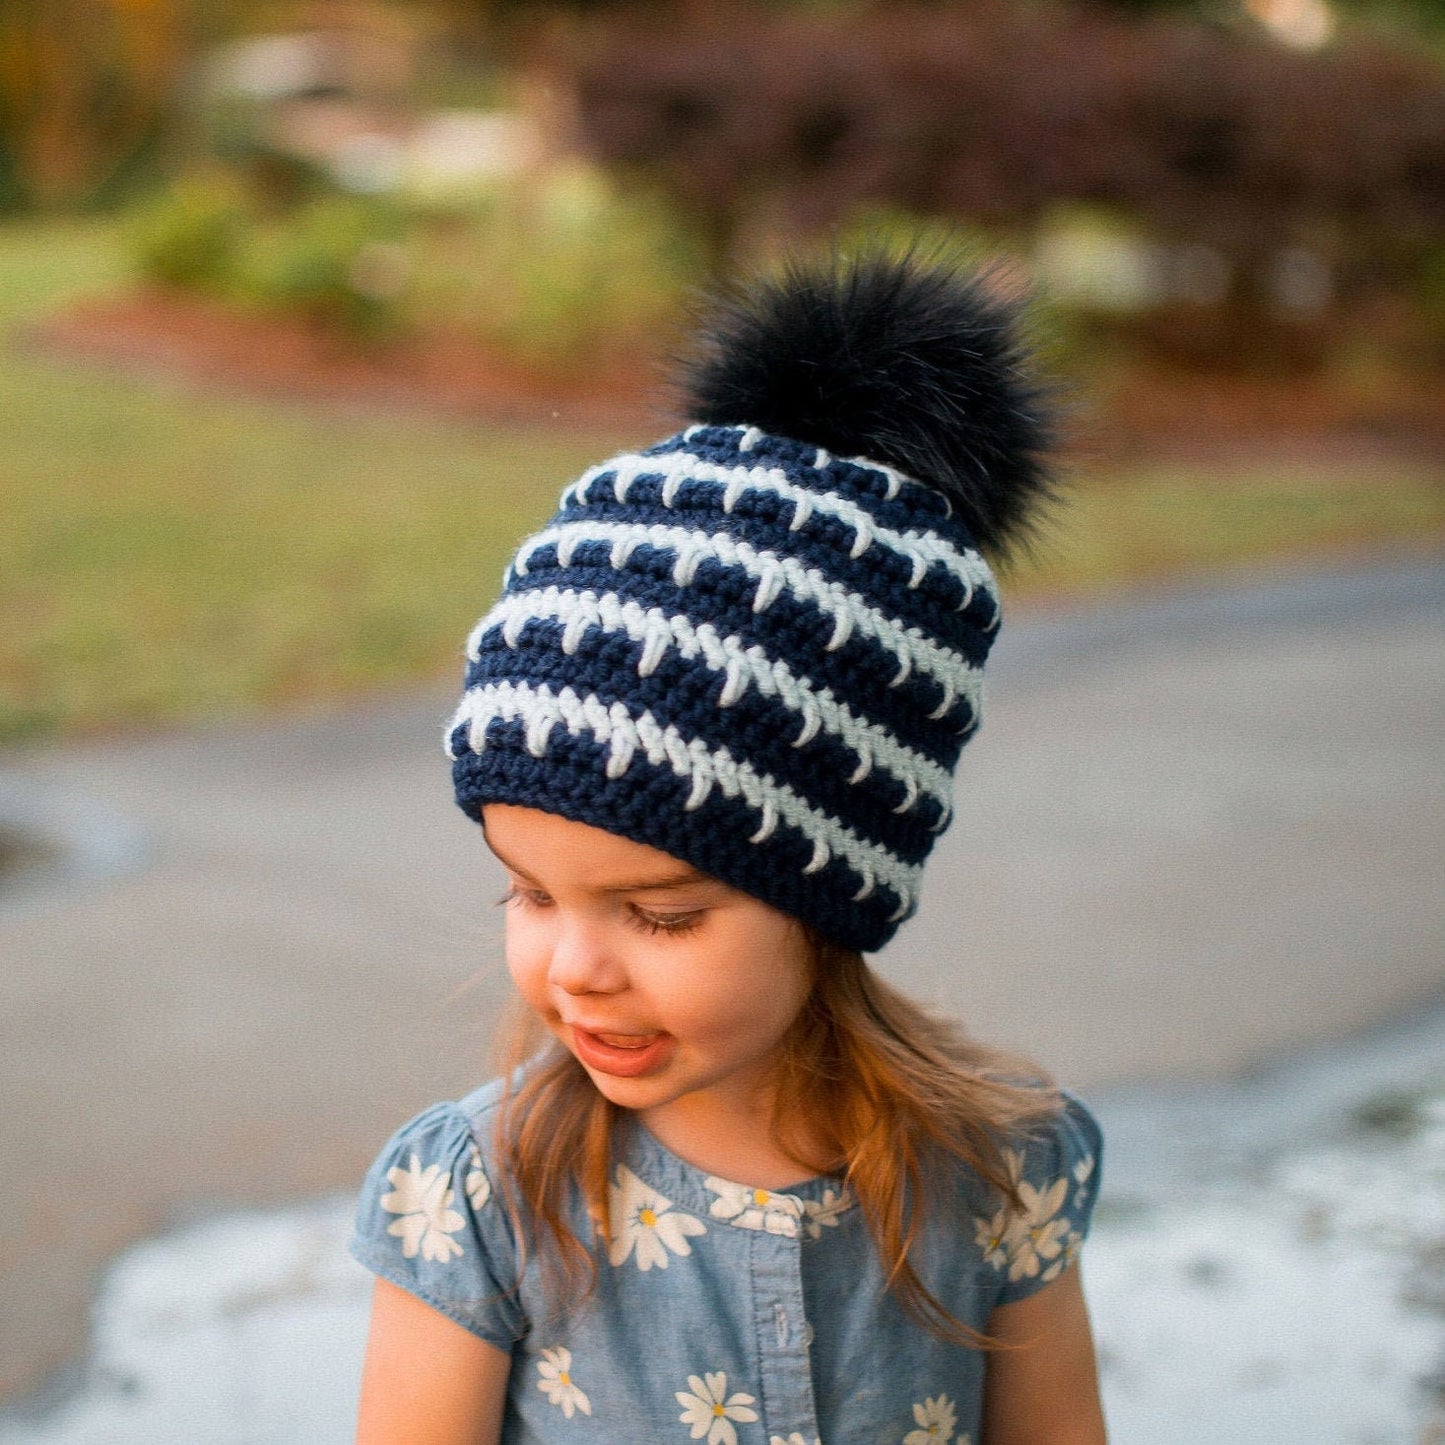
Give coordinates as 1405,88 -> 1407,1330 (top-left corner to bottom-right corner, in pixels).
583,1068 -> 671,1110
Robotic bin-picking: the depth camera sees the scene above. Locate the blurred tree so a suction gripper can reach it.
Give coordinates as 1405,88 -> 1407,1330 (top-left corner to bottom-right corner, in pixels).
1119,0 -> 1445,48
568,3 -> 1445,334
0,0 -> 187,212
475,0 -> 1445,46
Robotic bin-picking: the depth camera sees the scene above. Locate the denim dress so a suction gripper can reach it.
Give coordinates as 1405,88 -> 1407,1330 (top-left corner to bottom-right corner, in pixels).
350,1081 -> 1101,1445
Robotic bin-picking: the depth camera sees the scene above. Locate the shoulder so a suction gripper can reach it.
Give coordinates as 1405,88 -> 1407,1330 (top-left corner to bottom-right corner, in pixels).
362,1079 -> 508,1171
349,1086 -> 508,1251
936,1087 -> 1102,1198
455,1076 -> 510,1137
347,1081 -> 527,1348
980,1088 -> 1104,1306
358,1079 -> 516,1216
1012,1090 -> 1103,1185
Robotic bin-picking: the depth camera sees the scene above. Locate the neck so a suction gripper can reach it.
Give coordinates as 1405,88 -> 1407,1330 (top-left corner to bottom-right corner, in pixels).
638,1093 -> 833,1190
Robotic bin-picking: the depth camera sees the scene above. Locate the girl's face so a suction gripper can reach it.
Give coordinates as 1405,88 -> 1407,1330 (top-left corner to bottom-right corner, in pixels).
482,804 -> 813,1140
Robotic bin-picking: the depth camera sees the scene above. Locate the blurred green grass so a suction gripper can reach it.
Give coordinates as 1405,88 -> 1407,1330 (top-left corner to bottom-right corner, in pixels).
1031,453 -> 1445,600
0,219 -> 630,743
1,219 -> 1441,745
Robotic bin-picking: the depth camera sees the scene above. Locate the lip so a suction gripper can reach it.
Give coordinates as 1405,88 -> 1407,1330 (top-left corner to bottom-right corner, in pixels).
569,1025 -> 676,1078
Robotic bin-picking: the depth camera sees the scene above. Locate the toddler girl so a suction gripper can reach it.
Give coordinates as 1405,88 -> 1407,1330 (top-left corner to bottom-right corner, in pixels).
350,250 -> 1107,1444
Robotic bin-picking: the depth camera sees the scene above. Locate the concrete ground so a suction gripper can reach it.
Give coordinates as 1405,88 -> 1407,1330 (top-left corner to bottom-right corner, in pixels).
2,556 -> 1442,1415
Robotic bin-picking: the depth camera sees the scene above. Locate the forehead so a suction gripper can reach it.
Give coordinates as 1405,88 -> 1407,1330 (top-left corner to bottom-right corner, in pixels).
481,804 -> 713,891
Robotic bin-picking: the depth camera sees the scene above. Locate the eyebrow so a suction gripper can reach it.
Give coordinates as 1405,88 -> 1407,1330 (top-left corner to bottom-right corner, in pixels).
485,841 -> 713,894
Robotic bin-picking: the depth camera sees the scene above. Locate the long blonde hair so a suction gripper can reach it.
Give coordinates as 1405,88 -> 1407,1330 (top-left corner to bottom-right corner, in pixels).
492,928 -> 1058,1347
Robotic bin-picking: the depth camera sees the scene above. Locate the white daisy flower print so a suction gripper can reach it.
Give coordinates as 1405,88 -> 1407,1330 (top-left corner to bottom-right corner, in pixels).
1006,1175 -> 1071,1282
608,1165 -> 706,1270
1072,1154 -> 1096,1208
704,1177 -> 803,1236
904,1393 -> 957,1443
676,1371 -> 759,1444
770,1434 -> 821,1445
379,1153 -> 465,1262
973,1205 -> 1018,1271
801,1187 -> 852,1239
1000,1146 -> 1027,1186
536,1346 -> 591,1418
1042,1227 -> 1085,1283
465,1146 -> 491,1212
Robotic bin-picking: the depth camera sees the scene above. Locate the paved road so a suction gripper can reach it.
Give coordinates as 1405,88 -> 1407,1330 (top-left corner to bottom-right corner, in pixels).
2,558 -> 1442,1406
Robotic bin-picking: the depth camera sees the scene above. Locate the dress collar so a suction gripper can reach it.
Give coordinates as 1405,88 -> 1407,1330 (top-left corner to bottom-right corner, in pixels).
616,1114 -> 857,1240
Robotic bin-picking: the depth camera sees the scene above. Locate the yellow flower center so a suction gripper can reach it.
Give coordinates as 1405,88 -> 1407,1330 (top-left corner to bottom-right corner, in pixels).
639,1207 -> 657,1227
712,1403 -> 726,1417
752,1189 -> 770,1205
559,1372 -> 570,1386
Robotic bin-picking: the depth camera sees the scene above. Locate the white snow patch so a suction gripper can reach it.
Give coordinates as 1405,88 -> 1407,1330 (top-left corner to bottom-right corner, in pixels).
1090,1093 -> 1445,1443
0,1198 -> 370,1445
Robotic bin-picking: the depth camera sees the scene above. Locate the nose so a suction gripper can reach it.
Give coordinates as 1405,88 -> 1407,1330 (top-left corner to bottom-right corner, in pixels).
546,914 -> 627,997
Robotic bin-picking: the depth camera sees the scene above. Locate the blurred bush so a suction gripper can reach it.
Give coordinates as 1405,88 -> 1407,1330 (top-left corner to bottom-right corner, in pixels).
123,161 -> 700,360
125,173 -> 250,290
568,2 -> 1445,369
127,177 -> 414,336
29,0 -> 1442,386
1417,242 -> 1445,355
242,194 -> 413,336
415,165 -> 699,373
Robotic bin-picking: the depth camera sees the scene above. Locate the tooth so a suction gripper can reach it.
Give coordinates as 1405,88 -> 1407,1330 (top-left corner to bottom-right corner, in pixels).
597,1032 -> 656,1048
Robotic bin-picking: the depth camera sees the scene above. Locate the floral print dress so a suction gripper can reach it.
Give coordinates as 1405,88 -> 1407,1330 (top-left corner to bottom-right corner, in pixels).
350,1082 -> 1101,1444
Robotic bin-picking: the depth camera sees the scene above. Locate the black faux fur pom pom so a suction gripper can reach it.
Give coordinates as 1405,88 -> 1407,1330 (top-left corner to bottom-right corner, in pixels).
682,249 -> 1057,561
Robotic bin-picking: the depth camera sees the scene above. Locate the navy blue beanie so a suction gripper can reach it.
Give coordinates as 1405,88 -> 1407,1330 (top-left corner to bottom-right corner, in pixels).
447,251 -> 1055,953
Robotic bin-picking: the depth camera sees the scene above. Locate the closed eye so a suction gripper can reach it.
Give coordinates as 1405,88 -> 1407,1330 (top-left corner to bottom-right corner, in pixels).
496,886 -> 551,909
627,907 -> 704,937
496,888 -> 702,937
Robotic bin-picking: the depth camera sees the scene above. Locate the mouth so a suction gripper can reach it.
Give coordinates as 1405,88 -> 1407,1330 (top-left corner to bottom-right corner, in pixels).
568,1025 -> 675,1078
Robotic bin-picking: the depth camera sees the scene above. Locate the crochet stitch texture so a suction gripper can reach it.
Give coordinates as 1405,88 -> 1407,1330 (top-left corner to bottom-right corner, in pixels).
447,421 -> 1002,953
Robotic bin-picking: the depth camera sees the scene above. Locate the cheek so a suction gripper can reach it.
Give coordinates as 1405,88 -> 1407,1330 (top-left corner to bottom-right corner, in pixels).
710,995 -> 803,1050
504,919 -> 552,1011
666,941 -> 810,1043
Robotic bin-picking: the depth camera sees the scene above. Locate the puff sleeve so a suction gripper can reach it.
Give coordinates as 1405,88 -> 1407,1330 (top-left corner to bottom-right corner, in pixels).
987,1091 -> 1103,1306
348,1100 -> 526,1351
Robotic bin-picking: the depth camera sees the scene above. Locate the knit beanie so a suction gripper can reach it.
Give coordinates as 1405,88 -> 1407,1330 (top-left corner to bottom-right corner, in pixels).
446,250 -> 1054,953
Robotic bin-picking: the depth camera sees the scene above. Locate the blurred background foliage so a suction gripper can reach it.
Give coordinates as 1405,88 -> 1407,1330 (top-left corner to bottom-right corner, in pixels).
0,0 -> 1441,744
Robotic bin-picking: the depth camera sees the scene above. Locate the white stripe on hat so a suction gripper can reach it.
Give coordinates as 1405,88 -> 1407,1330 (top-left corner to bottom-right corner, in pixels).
562,449 -> 993,603
446,680 -> 920,918
467,587 -> 960,826
508,520 -> 988,724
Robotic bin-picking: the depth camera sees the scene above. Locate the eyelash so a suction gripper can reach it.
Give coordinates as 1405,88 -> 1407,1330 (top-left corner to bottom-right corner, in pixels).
629,910 -> 704,938
495,887 -> 704,938
496,886 -> 548,916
